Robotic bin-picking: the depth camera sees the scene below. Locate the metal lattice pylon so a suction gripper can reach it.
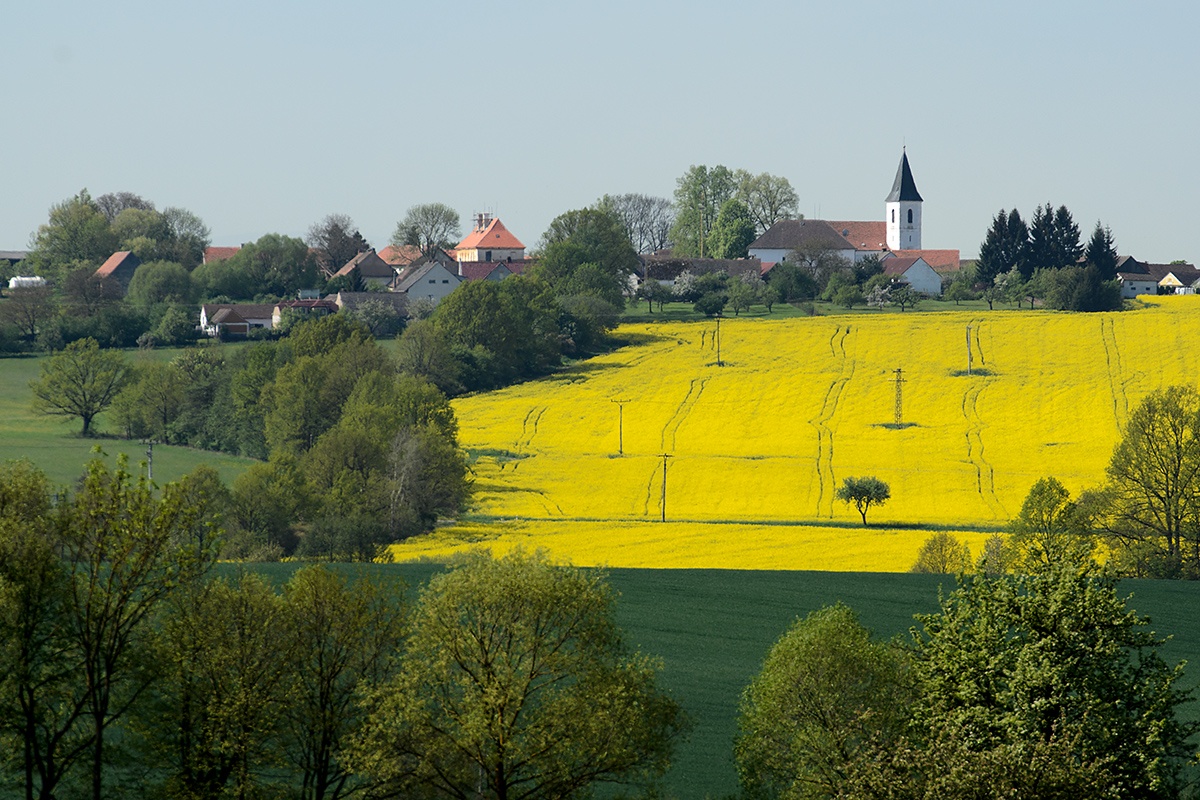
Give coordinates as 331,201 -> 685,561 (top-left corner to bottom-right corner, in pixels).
893,368 -> 905,425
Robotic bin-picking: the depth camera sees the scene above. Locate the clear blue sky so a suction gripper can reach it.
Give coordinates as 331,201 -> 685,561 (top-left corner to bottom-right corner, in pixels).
4,0 -> 1197,262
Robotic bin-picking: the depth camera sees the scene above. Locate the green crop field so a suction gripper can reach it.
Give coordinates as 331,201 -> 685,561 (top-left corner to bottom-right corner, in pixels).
0,349 -> 257,487
232,563 -> 1200,799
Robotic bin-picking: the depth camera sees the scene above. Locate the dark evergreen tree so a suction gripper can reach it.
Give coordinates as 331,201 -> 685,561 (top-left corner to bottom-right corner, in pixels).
1051,205 -> 1083,267
977,208 -> 1029,286
1085,221 -> 1119,280
1026,204 -> 1083,274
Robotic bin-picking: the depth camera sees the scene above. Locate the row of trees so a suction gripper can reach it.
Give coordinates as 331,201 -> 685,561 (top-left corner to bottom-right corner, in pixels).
975,204 -> 1123,311
29,316 -> 471,559
736,566 -> 1197,799
0,467 -> 684,799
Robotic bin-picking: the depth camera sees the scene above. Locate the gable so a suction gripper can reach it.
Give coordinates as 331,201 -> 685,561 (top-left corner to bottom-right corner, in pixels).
455,218 -> 525,252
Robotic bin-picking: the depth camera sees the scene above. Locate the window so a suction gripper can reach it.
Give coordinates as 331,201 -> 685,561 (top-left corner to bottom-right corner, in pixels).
891,209 -> 895,223
485,250 -> 492,261
907,209 -> 913,224
428,279 -> 436,284
442,279 -> 449,284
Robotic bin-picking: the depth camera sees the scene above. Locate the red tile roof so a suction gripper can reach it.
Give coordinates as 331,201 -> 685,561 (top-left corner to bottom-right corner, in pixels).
377,244 -> 422,266
827,221 -> 887,251
458,262 -> 512,281
891,249 -> 961,272
95,251 -> 137,278
204,246 -> 241,263
455,217 -> 525,251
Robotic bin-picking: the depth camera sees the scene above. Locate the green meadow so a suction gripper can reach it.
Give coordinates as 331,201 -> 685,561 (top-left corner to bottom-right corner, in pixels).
238,563 -> 1200,799
0,350 -> 257,487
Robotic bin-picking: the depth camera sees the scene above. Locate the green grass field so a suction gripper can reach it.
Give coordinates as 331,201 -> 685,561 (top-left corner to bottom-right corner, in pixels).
234,563 -> 1200,799
0,349 -> 257,487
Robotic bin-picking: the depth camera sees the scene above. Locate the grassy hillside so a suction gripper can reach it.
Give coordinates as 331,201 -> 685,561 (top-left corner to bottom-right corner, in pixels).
394,296 -> 1200,570
239,563 -> 1200,799
0,348 -> 257,487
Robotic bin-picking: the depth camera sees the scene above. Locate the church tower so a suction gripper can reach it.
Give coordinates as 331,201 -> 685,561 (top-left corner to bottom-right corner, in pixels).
885,149 -> 923,251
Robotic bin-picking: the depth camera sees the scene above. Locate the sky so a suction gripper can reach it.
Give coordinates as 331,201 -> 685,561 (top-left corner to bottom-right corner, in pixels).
3,0 -> 1198,262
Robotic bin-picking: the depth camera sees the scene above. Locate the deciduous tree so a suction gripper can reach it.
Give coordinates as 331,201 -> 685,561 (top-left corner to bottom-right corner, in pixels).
29,338 -> 129,435
734,170 -> 800,235
307,214 -> 371,277
350,550 -> 686,800
595,193 -> 674,254
392,203 -> 461,257
707,198 -> 757,260
669,165 -> 737,257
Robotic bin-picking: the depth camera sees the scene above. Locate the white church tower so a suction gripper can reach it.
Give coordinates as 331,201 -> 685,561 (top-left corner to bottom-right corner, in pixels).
885,149 -> 923,251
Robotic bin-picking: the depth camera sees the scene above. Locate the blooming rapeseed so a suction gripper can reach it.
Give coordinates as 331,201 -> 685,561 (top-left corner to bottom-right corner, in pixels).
392,298 -> 1200,571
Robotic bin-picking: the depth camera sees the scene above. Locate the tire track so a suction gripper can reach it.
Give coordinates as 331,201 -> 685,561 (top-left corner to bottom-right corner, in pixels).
1099,317 -> 1129,432
642,463 -> 659,517
515,405 -> 547,453
810,326 -> 855,518
972,318 -> 987,367
962,381 -> 1005,518
660,378 -> 709,451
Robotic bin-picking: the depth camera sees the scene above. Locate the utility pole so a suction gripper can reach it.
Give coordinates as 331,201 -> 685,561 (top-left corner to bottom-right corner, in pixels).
659,453 -> 673,522
144,440 -> 155,482
611,399 -> 630,455
715,313 -> 723,366
966,324 -> 973,376
893,368 -> 906,425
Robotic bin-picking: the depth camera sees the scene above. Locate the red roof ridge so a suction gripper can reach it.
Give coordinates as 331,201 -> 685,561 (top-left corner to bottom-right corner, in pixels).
455,217 -> 525,252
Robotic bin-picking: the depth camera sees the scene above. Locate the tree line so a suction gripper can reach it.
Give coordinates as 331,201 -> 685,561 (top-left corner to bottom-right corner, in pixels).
967,204 -> 1124,312
0,464 -> 684,799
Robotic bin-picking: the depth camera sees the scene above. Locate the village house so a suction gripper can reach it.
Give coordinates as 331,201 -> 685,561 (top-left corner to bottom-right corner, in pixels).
94,251 -> 141,293
332,249 -> 401,290
1116,256 -> 1200,298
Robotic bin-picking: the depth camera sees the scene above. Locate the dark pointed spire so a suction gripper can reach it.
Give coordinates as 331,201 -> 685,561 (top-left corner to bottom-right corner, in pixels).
886,149 -> 923,202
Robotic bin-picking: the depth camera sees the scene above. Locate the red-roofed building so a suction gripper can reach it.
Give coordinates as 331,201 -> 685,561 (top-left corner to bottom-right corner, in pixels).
378,244 -> 422,267
203,246 -> 241,264
890,249 -> 961,274
455,214 -> 525,263
94,251 -> 140,292
881,256 -> 941,295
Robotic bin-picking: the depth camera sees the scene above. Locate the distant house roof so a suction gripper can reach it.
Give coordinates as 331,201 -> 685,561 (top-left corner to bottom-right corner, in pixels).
749,219 -> 856,252
890,249 -> 961,273
0,250 -> 28,262
458,262 -> 513,281
209,307 -> 248,325
204,246 -> 241,263
334,249 -> 396,280
885,150 -> 923,202
325,291 -> 408,313
455,217 -> 525,252
202,303 -> 276,320
377,244 -> 423,266
827,221 -> 888,252
95,251 -> 140,279
882,256 -> 926,276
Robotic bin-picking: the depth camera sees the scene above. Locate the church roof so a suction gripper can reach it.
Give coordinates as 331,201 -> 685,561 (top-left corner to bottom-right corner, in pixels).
885,150 -> 923,203
749,219 -> 856,252
827,221 -> 888,251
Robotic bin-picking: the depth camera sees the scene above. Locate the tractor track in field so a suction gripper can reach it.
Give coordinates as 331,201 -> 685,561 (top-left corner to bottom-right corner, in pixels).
660,378 -> 709,452
1100,317 -> 1129,432
642,463 -> 659,517
811,326 -> 855,518
516,406 -> 547,453
962,381 -> 1005,519
971,318 -> 987,366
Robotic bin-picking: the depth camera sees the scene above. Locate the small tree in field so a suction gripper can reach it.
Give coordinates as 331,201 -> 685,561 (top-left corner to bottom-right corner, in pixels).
836,476 -> 890,524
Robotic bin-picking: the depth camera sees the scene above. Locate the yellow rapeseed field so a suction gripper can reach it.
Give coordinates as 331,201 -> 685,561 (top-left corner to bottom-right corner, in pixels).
392,297 -> 1200,571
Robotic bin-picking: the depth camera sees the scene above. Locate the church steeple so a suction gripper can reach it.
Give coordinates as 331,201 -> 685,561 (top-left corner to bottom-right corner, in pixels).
886,148 -> 923,250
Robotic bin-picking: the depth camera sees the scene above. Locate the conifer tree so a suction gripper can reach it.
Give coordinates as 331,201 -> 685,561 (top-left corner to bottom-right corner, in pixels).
1085,221 -> 1119,280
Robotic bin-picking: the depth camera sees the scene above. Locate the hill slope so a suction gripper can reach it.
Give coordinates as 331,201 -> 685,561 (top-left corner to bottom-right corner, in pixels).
395,297 -> 1200,570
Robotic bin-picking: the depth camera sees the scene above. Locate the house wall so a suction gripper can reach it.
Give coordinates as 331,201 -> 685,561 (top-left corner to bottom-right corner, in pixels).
900,261 -> 942,295
458,247 -> 524,263
407,264 -> 461,304
1120,279 -> 1157,298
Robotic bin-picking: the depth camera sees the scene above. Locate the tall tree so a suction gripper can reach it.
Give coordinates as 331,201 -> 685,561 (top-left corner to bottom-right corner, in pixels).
1085,220 -> 1119,280
29,338 -> 129,435
976,208 -> 1029,286
669,165 -> 738,257
0,284 -> 57,341
160,207 -> 212,270
392,203 -> 461,257
307,214 -> 371,278
707,198 -> 757,259
27,190 -> 118,281
595,193 -> 674,254
282,567 -> 406,800
62,456 -> 219,800
1027,203 -> 1082,274
350,550 -> 686,800
1095,384 -> 1200,577
1009,477 -> 1093,570
735,604 -> 911,800
734,170 -> 800,235
94,192 -> 154,223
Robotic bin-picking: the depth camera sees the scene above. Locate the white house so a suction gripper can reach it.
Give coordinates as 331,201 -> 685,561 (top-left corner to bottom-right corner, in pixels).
882,256 -> 942,296
395,261 -> 462,304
